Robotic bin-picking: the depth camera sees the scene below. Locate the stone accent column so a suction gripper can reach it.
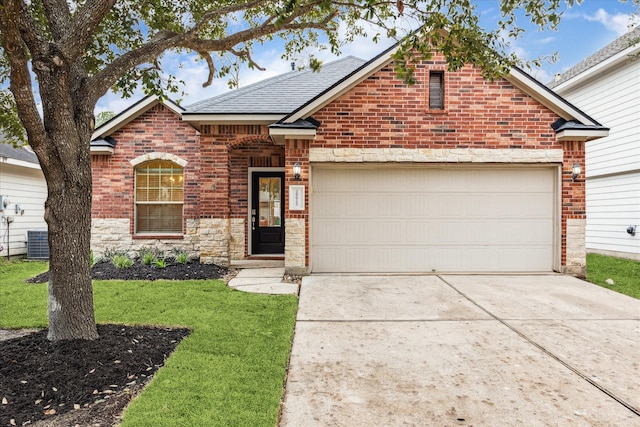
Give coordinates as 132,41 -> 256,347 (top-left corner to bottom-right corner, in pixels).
200,218 -> 230,265
562,140 -> 587,277
285,139 -> 310,275
229,218 -> 246,261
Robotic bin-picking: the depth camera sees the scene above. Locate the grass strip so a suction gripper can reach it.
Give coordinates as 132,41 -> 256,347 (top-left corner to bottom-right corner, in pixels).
0,260 -> 298,426
586,253 -> 640,299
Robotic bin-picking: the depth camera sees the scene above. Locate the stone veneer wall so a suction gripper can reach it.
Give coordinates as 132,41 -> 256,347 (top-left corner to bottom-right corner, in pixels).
91,218 -> 200,258
309,148 -> 564,163
565,218 -> 586,276
285,218 -> 307,275
199,218 -> 230,266
229,218 -> 245,261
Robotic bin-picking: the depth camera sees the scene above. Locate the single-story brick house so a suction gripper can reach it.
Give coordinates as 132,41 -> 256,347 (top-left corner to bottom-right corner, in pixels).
90,44 -> 608,276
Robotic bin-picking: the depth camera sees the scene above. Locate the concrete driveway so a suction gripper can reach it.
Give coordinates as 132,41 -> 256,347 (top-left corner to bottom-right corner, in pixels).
279,275 -> 640,426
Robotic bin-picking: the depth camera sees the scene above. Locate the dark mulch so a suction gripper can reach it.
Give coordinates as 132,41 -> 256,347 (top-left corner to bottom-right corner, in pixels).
27,258 -> 230,284
3,259 -> 230,426
0,325 -> 189,427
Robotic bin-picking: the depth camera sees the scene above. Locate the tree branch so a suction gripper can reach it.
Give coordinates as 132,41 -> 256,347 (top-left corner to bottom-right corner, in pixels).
0,0 -> 46,147
59,0 -> 117,62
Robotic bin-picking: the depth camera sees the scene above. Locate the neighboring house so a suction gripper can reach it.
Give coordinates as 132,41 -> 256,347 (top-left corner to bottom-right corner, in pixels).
0,143 -> 48,257
90,44 -> 609,276
548,26 -> 640,261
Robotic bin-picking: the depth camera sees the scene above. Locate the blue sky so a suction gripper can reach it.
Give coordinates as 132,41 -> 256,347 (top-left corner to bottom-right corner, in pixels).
96,0 -> 639,114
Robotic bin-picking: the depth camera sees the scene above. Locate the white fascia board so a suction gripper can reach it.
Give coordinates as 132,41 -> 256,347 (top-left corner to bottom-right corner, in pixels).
92,96 -> 184,139
181,114 -> 285,125
556,128 -> 609,142
90,146 -> 115,155
506,68 -> 600,126
268,127 -> 317,139
284,46 -> 400,124
0,157 -> 41,170
553,44 -> 640,94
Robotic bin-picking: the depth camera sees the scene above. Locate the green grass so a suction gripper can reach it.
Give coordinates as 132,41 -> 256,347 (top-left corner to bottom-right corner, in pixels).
586,253 -> 640,299
0,259 -> 298,426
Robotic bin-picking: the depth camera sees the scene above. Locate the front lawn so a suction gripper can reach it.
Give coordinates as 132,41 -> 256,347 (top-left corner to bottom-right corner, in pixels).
0,259 -> 298,426
586,253 -> 640,299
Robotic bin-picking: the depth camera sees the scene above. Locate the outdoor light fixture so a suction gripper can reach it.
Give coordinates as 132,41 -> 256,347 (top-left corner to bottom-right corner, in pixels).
293,162 -> 301,180
571,162 -> 581,181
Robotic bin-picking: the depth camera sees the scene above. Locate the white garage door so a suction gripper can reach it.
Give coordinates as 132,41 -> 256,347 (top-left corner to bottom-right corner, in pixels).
311,165 -> 557,273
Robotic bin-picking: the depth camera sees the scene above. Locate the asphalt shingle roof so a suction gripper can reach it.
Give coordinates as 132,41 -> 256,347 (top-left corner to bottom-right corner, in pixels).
0,143 -> 39,164
184,56 -> 367,114
547,25 -> 640,89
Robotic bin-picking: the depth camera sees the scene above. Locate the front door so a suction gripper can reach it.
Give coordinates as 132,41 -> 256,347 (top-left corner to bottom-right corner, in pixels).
251,171 -> 285,254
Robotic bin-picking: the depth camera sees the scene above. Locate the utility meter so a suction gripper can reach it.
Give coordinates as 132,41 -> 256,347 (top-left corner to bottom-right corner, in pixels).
0,195 -> 9,211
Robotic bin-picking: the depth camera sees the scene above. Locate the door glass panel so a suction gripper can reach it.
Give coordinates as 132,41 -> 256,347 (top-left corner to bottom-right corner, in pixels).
258,177 -> 281,227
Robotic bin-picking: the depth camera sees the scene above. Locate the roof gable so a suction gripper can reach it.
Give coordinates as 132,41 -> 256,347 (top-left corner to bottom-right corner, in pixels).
92,96 -> 184,141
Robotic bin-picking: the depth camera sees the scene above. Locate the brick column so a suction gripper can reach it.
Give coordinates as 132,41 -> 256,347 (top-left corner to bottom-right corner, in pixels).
284,139 -> 310,275
200,138 -> 231,266
562,140 -> 586,277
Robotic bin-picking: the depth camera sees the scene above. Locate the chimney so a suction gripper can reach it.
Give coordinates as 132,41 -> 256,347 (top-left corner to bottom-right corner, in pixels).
291,62 -> 295,71
554,73 -> 561,82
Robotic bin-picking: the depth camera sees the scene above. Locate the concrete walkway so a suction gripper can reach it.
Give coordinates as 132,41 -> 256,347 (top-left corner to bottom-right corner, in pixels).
227,267 -> 299,295
280,275 -> 640,426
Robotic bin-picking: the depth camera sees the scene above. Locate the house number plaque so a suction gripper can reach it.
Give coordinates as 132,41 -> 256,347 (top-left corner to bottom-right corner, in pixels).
289,185 -> 305,211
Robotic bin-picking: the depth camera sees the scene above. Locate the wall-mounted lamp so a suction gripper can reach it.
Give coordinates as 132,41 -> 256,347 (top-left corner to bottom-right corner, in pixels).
293,162 -> 301,181
571,162 -> 581,181
627,225 -> 637,236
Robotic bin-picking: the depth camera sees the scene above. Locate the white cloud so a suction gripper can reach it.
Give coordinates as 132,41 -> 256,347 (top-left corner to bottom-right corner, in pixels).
584,8 -> 637,36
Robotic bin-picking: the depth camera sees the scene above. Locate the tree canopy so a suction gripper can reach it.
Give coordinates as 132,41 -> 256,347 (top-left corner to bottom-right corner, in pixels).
0,0 -> 583,341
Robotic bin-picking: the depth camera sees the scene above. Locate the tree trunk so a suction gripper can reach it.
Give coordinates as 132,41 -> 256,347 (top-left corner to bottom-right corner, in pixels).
45,169 -> 98,341
43,138 -> 98,341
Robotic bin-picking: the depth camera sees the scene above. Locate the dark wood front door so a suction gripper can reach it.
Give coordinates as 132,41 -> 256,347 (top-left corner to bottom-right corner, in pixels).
251,171 -> 285,254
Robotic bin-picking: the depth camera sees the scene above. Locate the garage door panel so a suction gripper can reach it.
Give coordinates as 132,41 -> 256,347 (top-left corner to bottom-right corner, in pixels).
311,166 -> 556,273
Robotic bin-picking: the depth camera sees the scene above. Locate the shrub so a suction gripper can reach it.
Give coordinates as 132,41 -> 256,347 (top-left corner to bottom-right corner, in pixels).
112,254 -> 134,269
142,252 -> 157,265
103,247 -> 129,261
154,258 -> 166,269
90,250 -> 96,267
138,246 -> 164,261
175,251 -> 190,264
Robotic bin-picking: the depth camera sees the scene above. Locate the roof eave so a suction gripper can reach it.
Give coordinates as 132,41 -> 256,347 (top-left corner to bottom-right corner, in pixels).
553,43 -> 640,94
268,127 -> 317,145
90,146 -> 115,155
0,157 -> 41,169
555,128 -> 609,142
181,113 -> 285,125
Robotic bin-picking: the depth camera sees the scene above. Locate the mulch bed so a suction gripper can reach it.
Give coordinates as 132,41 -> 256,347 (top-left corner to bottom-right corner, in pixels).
2,259 -> 231,426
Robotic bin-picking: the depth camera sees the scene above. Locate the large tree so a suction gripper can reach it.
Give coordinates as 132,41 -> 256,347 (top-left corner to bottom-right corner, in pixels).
0,0 -> 577,341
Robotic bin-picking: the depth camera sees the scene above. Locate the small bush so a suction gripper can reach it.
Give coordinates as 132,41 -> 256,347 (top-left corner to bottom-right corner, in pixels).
138,246 -> 164,261
90,250 -> 96,267
142,252 -> 157,265
175,251 -> 190,264
112,254 -> 134,269
103,247 -> 129,261
154,258 -> 166,269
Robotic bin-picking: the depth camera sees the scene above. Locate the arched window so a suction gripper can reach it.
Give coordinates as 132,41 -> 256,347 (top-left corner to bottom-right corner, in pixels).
135,160 -> 184,233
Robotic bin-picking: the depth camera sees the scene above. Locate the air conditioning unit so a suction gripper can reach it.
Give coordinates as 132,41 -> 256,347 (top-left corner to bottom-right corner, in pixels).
27,230 -> 49,259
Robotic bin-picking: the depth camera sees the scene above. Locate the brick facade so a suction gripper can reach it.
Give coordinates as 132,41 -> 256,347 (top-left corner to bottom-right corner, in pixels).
91,54 -> 589,275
